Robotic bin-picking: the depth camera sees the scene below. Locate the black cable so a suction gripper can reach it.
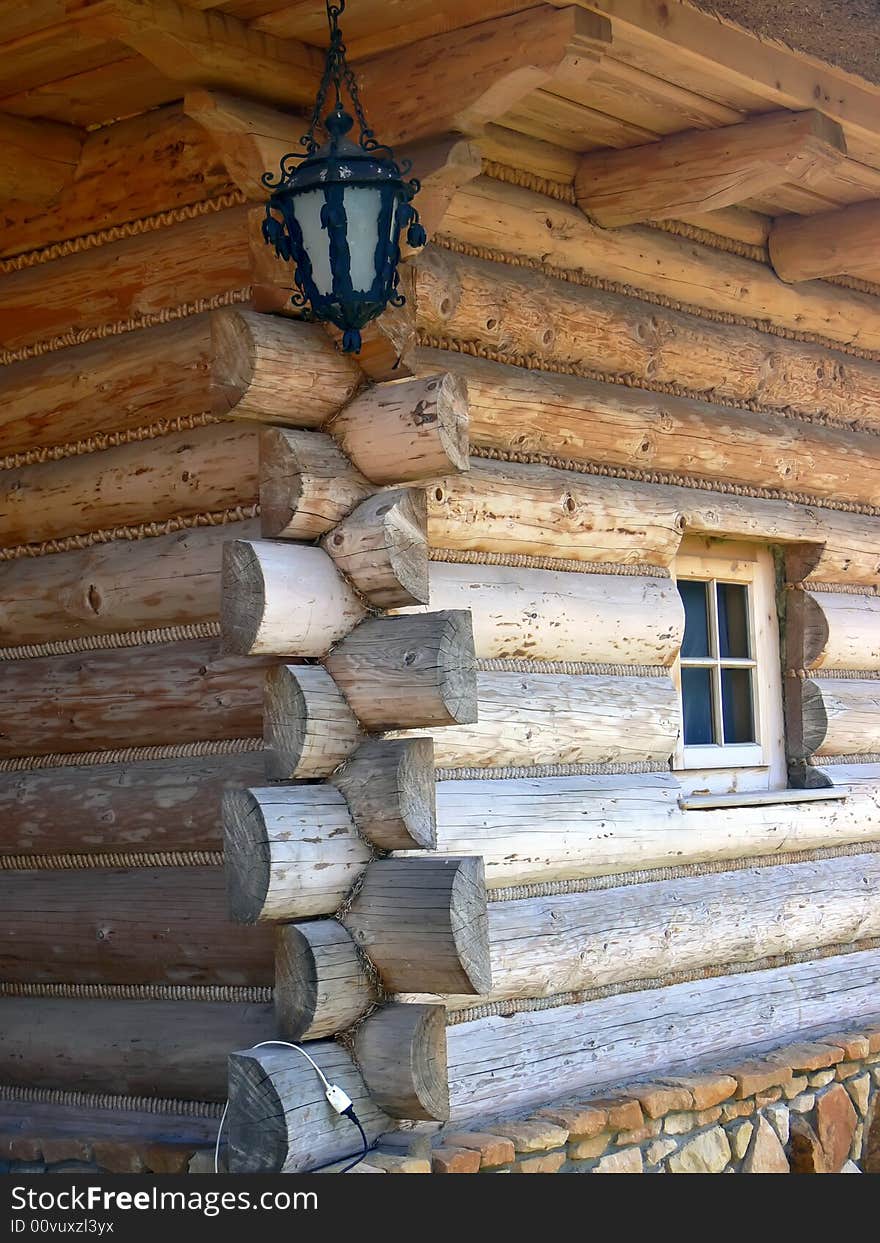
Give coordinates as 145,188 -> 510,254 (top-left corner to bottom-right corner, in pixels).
309,1106 -> 370,1174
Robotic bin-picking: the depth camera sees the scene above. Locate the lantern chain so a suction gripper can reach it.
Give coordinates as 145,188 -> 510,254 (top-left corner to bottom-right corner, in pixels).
299,0 -> 384,159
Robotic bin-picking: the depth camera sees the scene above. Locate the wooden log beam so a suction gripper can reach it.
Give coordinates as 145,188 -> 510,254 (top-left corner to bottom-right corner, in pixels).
0,423 -> 258,550
429,458 -> 880,588
398,136 -> 483,250
787,588 -> 880,672
82,0 -> 324,109
0,518 -> 258,648
787,677 -> 880,760
414,244 -> 880,429
223,784 -> 371,923
402,669 -> 679,769
445,948 -> 880,1121
421,347 -> 880,511
770,200 -> 880,282
331,738 -> 437,852
354,1003 -> 449,1121
442,175 -> 880,363
343,857 -> 491,995
0,867 -> 274,985
0,751 -> 267,855
1,999 -> 275,1100
326,374 -> 470,485
221,539 -> 366,658
0,206 -> 255,354
412,853 -> 880,1010
275,921 -> 378,1042
263,665 -> 364,780
322,489 -> 429,609
324,611 -> 478,731
354,7 -> 612,146
0,640 -> 269,759
259,429 -> 372,541
227,1041 -> 390,1173
0,111 -> 82,205
400,562 -> 684,665
1,103 -> 234,262
574,109 -> 845,227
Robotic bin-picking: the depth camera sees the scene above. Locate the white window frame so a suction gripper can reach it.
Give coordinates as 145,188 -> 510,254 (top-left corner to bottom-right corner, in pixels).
672,537 -> 786,795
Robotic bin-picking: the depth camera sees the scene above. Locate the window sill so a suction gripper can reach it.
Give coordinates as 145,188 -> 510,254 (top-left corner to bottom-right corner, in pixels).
679,788 -> 848,811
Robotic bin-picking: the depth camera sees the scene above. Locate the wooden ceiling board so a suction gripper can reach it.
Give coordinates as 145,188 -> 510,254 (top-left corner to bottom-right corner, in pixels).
0,55 -> 175,127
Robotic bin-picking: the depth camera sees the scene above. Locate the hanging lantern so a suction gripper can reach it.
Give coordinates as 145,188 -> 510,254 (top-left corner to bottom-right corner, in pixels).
261,0 -> 426,354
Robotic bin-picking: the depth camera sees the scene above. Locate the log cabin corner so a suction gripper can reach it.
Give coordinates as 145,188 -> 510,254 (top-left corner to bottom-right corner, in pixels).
1,0 -> 880,1177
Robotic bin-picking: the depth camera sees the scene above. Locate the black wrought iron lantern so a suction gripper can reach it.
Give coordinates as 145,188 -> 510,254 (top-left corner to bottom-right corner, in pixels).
261,0 -> 426,353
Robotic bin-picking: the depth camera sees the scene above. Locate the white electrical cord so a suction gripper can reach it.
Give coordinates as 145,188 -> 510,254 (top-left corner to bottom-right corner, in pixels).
214,1040 -> 365,1173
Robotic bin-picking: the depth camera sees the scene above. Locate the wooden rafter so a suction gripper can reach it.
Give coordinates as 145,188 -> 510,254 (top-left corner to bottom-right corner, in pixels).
575,109 -> 846,227
769,199 -> 880,282
0,110 -> 82,203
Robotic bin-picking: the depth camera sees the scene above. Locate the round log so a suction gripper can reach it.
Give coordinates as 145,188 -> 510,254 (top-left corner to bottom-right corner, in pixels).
324,610 -> 478,731
355,1003 -> 449,1122
211,308 -> 362,426
327,373 -> 469,484
259,428 -> 373,540
402,561 -> 683,664
228,1042 -> 391,1173
791,589 -> 880,671
275,921 -> 377,1041
223,784 -> 371,923
221,539 -> 365,656
343,856 -> 491,995
331,737 -> 437,851
321,488 -> 429,608
263,664 -> 364,780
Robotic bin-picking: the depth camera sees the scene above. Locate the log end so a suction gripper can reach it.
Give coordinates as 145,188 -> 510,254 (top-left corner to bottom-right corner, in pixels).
355,1003 -> 450,1122
322,488 -> 429,609
210,309 -> 256,417
222,786 -> 270,925
450,855 -> 492,995
259,427 -> 304,538
264,664 -> 363,780
220,539 -> 267,656
434,371 -> 470,476
227,1047 -> 290,1173
786,677 -> 829,760
275,921 -> 376,1041
331,737 -> 437,851
437,609 -> 479,726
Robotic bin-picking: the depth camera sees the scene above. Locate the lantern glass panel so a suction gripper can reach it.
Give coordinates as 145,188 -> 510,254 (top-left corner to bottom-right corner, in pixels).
344,186 -> 383,293
293,189 -> 333,295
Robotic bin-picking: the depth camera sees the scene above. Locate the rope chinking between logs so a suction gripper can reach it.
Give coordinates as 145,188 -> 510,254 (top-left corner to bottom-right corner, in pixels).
0,411 -> 222,472
0,983 -> 270,1003
0,1084 -> 225,1119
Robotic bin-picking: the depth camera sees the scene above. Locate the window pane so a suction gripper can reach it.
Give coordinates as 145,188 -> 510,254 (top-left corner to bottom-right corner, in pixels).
678,580 -> 710,657
682,666 -> 715,745
717,582 -> 750,658
721,667 -> 755,743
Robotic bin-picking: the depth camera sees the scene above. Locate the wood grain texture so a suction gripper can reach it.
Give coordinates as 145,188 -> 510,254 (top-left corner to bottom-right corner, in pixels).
411,853 -> 880,1010
228,1041 -> 390,1173
0,112 -> 82,205
222,784 -> 370,923
259,428 -> 373,541
575,109 -> 845,226
0,998 -> 275,1100
343,857 -> 491,995
443,175 -> 880,364
425,346 -> 880,509
770,200 -> 880,282
445,948 -> 880,1122
0,518 -> 258,647
0,867 -> 274,985
221,538 -> 365,657
275,921 -> 377,1042
401,561 -> 683,664
0,640 -> 270,758
414,244 -> 880,429
322,489 -> 429,609
355,1003 -> 449,1121
331,738 -> 438,852
0,751 -> 266,855
421,774 -> 880,888
327,373 -> 469,484
788,588 -> 880,671
0,422 -> 258,549
324,611 -> 478,731
790,677 -> 880,759
396,670 -> 680,770
263,664 -> 364,780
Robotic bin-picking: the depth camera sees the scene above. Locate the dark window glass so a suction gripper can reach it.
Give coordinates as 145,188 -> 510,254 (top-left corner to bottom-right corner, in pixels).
681,666 -> 715,745
717,582 -> 750,659
678,580 -> 710,658
721,667 -> 755,743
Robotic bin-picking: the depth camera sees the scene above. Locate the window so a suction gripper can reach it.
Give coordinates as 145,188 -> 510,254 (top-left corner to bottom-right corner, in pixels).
673,538 -> 786,793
